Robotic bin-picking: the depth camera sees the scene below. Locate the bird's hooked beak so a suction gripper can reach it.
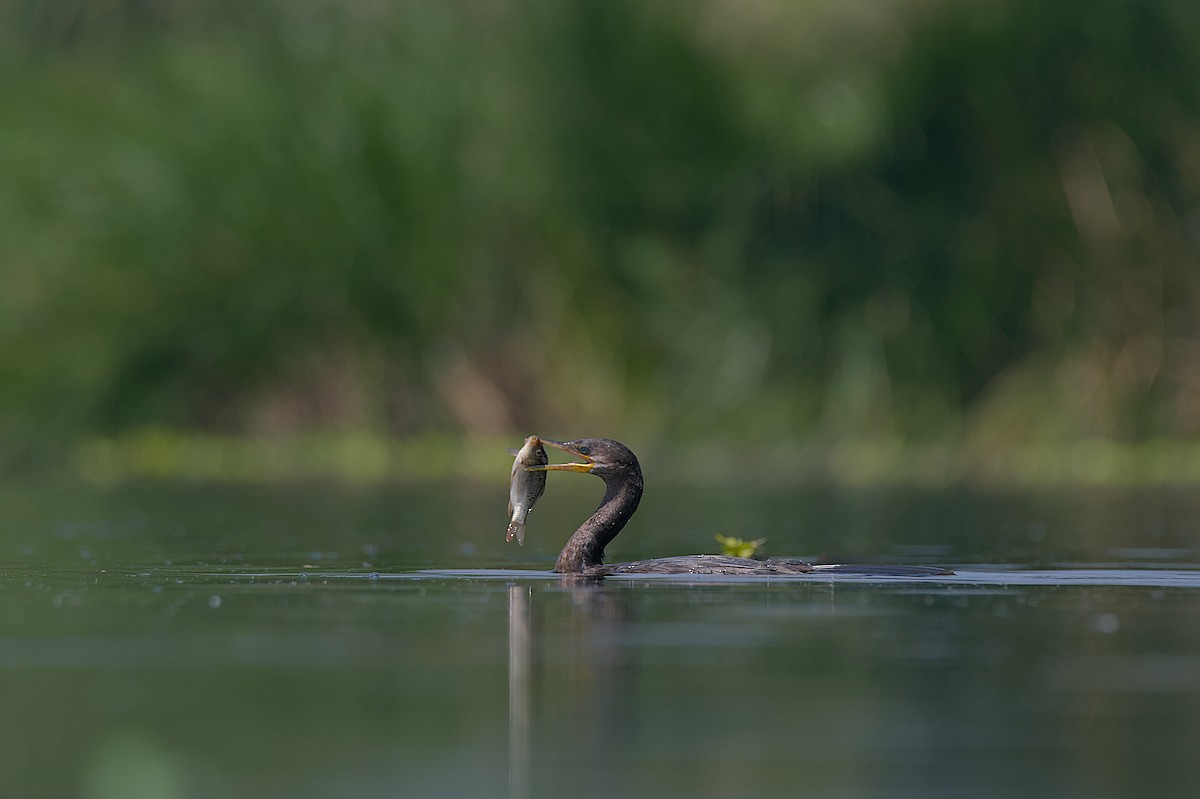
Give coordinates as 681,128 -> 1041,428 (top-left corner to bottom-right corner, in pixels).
527,439 -> 595,473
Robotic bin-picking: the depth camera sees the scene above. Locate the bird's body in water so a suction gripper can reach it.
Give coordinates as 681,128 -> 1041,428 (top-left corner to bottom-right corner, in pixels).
528,437 -> 952,577
506,435 -> 547,546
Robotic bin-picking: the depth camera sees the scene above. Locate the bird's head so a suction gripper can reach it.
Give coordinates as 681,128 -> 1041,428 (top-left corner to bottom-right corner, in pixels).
530,438 -> 640,481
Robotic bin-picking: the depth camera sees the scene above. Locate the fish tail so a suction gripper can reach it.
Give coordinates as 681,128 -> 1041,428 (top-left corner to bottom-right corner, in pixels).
506,520 -> 525,546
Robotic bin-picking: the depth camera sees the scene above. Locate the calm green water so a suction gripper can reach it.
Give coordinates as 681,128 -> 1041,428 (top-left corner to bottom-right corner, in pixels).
2,478 -> 1200,798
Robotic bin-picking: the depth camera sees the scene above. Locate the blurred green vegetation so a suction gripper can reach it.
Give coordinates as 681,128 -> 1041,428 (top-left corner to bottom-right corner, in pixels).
3,0 -> 1200,479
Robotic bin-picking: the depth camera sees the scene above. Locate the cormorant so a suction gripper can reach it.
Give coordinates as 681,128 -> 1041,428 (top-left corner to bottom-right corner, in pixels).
530,437 -> 952,577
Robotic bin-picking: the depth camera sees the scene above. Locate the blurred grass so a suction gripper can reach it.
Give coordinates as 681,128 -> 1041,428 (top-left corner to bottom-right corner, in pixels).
67,431 -> 1200,488
3,0 -> 1200,481
70,430 -> 511,484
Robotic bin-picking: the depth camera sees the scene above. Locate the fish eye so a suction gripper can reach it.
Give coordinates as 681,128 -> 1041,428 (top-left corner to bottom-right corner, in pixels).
577,445 -> 591,456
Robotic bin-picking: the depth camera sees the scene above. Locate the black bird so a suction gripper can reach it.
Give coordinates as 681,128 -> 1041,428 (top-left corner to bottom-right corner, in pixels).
531,437 -> 952,577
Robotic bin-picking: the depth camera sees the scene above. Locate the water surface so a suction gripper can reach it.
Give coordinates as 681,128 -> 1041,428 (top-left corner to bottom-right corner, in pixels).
1,479 -> 1199,798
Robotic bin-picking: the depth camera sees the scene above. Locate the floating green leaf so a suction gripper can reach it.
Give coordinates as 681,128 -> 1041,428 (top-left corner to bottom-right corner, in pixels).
714,535 -> 766,559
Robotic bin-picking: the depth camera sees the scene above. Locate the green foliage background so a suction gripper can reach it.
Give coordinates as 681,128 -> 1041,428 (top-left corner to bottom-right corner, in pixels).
3,0 -> 1200,475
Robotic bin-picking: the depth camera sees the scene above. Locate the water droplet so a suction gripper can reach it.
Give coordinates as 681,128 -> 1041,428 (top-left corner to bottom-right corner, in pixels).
208,595 -> 222,609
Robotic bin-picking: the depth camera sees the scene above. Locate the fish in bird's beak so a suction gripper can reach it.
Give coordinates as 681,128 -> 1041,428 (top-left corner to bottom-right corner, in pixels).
526,439 -> 595,473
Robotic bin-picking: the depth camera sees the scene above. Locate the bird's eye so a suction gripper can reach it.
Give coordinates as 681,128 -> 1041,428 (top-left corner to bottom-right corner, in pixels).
577,445 -> 591,456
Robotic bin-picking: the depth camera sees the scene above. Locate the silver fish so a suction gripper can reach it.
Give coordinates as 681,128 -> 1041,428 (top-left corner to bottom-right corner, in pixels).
507,435 -> 547,546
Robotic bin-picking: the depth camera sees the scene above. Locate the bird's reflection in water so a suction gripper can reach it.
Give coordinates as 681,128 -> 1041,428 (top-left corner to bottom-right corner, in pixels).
507,585 -> 532,799
508,577 -> 632,799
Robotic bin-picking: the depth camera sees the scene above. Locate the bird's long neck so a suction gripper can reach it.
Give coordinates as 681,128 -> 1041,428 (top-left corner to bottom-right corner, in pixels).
554,469 -> 643,573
